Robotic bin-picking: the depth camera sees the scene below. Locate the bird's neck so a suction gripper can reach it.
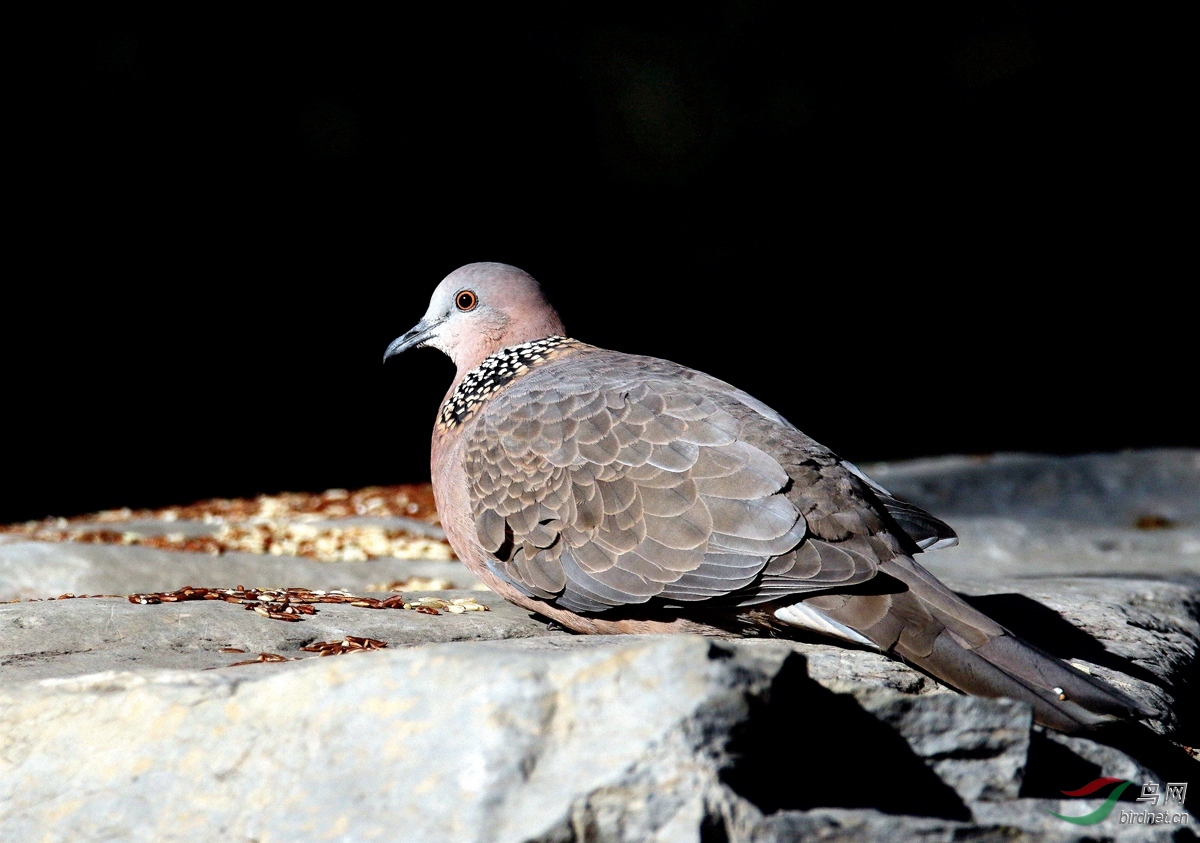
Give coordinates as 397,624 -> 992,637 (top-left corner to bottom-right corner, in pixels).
438,336 -> 585,431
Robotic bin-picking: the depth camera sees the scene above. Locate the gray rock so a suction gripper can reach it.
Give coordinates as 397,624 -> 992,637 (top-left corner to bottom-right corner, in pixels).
0,636 -> 777,843
918,515 -> 1200,584
748,804 -> 1190,842
867,450 -> 1200,584
851,690 -> 1032,802
865,450 -> 1200,525
965,798 -> 1194,841
0,590 -> 554,684
1040,730 -> 1160,793
1,450 -> 1198,842
771,638 -> 952,697
0,514 -> 447,542
0,540 -> 478,602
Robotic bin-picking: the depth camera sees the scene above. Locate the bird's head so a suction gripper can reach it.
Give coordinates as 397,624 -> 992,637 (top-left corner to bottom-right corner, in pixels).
384,262 -> 567,375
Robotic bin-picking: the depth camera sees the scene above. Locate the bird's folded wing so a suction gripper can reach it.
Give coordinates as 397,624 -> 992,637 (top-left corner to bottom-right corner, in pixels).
463,356 -> 881,613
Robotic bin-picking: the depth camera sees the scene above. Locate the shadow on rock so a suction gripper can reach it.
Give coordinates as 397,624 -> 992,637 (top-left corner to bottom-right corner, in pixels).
1022,721 -> 1200,802
721,653 -> 971,821
1095,721 -> 1200,786
1020,729 -> 1106,799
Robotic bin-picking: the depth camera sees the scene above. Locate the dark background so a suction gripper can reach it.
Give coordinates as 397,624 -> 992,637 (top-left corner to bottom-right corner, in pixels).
4,3 -> 1189,524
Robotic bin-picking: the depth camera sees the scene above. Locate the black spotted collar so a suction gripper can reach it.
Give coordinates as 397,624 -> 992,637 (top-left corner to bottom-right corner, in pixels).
439,336 -> 582,429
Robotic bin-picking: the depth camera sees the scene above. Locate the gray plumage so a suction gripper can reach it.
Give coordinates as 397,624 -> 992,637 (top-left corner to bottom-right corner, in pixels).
385,262 -> 1154,733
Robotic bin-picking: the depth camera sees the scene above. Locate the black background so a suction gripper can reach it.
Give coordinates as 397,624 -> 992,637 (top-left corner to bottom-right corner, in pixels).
4,3 -> 1190,523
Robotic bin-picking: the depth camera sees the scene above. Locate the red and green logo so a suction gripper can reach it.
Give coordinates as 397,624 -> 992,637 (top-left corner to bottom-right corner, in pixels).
1046,777 -> 1136,825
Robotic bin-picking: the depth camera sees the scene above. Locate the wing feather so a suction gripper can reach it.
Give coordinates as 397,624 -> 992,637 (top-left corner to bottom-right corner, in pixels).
462,351 -> 899,613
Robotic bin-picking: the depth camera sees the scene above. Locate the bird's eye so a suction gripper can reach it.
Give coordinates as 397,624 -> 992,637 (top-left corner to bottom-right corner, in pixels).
456,290 -> 477,311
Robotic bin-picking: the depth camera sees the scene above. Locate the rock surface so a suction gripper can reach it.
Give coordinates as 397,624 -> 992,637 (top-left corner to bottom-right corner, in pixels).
0,540 -> 481,603
1,450 -> 1198,841
870,450 -> 1200,585
0,590 -> 544,682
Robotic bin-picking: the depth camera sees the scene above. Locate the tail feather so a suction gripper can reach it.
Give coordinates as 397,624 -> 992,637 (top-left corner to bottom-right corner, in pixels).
971,634 -> 1152,720
795,555 -> 1156,732
911,631 -> 1149,732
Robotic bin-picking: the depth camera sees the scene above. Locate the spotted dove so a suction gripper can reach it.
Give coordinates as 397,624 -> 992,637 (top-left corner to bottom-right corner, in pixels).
385,262 -> 1151,732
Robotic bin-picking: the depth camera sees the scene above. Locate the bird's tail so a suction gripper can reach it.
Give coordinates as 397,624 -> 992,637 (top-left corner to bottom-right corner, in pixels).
801,555 -> 1155,732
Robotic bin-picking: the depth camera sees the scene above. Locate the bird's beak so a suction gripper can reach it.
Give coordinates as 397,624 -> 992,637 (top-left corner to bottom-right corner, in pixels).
383,317 -> 444,363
